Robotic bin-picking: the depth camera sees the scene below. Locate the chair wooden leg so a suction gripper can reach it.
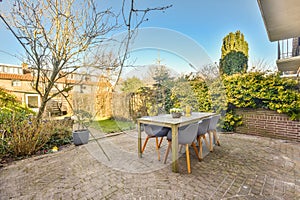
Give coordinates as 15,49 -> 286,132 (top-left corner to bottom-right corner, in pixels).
163,141 -> 171,164
155,137 -> 160,161
141,136 -> 150,153
191,142 -> 200,161
179,144 -> 183,153
213,130 -> 220,146
185,144 -> 191,174
199,137 -> 203,160
203,135 -> 210,150
158,137 -> 164,148
209,131 -> 213,152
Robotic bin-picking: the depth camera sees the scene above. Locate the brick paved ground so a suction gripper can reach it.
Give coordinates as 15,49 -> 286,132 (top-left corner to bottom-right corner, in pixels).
0,130 -> 299,200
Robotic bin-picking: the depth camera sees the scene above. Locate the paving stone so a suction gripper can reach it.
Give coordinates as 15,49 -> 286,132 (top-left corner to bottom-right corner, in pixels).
0,131 -> 299,199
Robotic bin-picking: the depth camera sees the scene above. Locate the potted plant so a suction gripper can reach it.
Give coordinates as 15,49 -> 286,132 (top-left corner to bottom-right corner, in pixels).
72,109 -> 93,145
71,92 -> 111,161
71,91 -> 96,146
170,108 -> 183,118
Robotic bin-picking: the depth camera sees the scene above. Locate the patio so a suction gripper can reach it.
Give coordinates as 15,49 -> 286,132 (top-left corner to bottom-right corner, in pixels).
0,130 -> 299,199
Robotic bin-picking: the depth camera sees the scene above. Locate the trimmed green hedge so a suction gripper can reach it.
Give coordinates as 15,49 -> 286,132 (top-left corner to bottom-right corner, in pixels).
224,72 -> 299,120
189,72 -> 299,131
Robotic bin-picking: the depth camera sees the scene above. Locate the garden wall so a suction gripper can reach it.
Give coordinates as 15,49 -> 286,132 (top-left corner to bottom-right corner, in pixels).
235,108 -> 300,142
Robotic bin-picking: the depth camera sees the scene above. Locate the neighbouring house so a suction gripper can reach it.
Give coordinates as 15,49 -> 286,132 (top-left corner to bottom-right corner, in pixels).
0,63 -> 113,117
257,0 -> 300,78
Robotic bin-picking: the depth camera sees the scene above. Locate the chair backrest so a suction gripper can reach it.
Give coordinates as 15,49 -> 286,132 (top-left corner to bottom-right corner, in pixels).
208,114 -> 221,131
178,123 -> 199,145
144,124 -> 169,137
197,117 -> 211,135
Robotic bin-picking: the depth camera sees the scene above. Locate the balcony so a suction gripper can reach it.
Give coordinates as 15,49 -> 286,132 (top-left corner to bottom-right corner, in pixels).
276,38 -> 300,74
257,0 -> 300,42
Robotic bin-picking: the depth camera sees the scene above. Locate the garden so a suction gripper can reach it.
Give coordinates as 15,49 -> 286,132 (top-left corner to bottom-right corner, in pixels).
0,87 -> 135,165
125,70 -> 299,129
1,28 -> 299,165
1,69 -> 299,164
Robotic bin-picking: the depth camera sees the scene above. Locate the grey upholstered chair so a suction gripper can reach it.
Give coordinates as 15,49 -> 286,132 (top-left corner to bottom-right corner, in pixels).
208,114 -> 221,152
141,124 -> 170,161
197,117 -> 211,160
163,123 -> 199,174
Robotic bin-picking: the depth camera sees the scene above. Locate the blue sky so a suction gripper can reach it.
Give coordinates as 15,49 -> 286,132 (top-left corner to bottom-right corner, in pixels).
0,0 -> 277,72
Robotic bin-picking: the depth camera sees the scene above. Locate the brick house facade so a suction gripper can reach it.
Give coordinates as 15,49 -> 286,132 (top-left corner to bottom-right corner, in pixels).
0,63 -> 112,117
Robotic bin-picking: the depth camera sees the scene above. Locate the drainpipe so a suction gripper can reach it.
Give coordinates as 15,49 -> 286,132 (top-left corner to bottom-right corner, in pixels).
277,41 -> 280,60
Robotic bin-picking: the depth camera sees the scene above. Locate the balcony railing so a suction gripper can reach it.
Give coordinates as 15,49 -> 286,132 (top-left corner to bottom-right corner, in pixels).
278,37 -> 300,60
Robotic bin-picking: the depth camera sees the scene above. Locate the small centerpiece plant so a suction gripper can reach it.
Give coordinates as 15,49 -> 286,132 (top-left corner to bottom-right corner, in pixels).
170,108 -> 183,118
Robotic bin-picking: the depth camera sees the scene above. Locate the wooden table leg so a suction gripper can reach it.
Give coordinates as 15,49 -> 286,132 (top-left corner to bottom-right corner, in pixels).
209,131 -> 213,152
138,122 -> 142,158
171,125 -> 179,173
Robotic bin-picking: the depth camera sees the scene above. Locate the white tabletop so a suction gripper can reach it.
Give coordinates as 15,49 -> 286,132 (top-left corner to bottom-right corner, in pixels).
138,112 -> 215,127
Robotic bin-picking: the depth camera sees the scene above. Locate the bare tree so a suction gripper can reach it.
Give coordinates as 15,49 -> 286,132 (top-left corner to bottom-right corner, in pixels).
198,63 -> 219,82
75,1 -> 172,91
1,0 -> 171,120
249,58 -> 277,72
113,0 -> 172,90
2,0 -> 118,119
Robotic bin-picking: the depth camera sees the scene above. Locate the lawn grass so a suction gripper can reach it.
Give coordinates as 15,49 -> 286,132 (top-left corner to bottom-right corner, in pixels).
91,118 -> 135,133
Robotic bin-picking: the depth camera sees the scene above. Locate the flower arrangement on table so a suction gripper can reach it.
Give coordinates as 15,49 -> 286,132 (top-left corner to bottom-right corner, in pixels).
170,108 -> 183,118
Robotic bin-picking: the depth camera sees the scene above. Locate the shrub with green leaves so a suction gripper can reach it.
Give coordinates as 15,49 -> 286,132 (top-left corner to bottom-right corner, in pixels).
0,88 -> 72,158
187,72 -> 299,131
223,72 -> 300,120
122,72 -> 299,132
190,77 -> 211,112
6,118 -> 53,157
220,51 -> 248,75
0,88 -> 34,157
40,119 -> 73,152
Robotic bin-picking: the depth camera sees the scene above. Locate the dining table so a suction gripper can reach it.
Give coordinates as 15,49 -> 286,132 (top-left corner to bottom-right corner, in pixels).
137,112 -> 216,173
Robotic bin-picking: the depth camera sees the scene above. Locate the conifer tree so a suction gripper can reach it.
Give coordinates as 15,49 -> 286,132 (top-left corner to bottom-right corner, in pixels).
221,30 -> 249,59
220,31 -> 249,75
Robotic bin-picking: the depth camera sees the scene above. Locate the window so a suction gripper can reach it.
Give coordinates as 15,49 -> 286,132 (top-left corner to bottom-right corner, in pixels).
25,94 -> 40,109
12,80 -> 21,87
80,85 -> 86,93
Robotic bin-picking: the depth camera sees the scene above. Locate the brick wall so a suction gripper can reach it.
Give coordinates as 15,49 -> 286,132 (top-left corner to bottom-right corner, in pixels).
235,108 -> 300,142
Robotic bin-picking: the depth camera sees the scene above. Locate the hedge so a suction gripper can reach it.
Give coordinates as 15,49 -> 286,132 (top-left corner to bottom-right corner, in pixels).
190,72 -> 299,131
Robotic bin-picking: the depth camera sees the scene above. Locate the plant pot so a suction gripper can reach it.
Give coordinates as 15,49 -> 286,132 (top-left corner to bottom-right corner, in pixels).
72,129 -> 90,146
172,112 -> 182,118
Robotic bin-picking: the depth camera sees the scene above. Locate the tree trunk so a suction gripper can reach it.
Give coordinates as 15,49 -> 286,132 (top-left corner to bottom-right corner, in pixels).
36,96 -> 48,120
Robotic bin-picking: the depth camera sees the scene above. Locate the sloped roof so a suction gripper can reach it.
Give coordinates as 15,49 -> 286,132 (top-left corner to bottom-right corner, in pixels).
0,73 -> 33,81
0,72 -> 78,84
